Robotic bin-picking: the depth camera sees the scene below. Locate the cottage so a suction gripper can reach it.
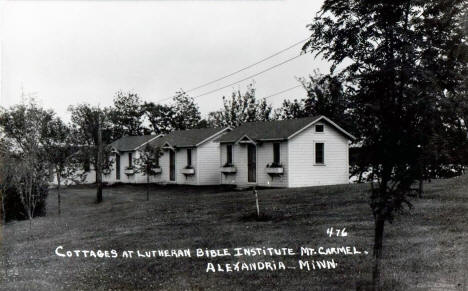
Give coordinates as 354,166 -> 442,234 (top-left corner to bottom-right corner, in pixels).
48,136 -> 162,186
149,127 -> 230,185
108,134 -> 162,184
217,116 -> 355,188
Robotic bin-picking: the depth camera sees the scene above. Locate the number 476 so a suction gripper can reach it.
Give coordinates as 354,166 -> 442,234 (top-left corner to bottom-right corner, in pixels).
326,227 -> 348,237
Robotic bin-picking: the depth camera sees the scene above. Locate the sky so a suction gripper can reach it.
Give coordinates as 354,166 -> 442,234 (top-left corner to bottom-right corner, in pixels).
1,0 -> 330,120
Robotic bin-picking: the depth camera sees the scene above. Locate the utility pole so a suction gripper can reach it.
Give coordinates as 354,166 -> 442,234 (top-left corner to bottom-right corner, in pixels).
96,111 -> 103,203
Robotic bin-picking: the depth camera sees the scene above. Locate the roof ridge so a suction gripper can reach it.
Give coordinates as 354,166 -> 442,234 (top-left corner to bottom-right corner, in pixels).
237,116 -> 320,126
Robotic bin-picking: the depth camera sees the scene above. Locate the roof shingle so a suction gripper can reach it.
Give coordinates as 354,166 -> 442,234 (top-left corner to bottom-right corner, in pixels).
218,116 -> 322,143
150,127 -> 228,148
110,135 -> 159,152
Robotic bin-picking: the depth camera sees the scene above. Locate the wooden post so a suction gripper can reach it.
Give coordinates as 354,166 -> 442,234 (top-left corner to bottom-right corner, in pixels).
254,187 -> 260,217
96,113 -> 103,203
57,172 -> 61,215
146,172 -> 150,201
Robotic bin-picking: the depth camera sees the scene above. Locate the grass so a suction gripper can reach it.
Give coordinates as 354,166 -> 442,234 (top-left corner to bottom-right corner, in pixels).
1,176 -> 467,290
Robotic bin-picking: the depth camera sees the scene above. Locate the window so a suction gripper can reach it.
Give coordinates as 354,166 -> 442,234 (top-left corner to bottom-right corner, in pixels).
315,124 -> 324,132
226,144 -> 233,165
155,151 -> 160,167
187,148 -> 192,166
273,143 -> 280,165
315,143 -> 324,164
128,152 -> 133,168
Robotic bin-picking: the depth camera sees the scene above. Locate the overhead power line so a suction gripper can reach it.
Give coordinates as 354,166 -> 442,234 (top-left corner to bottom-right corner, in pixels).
157,53 -> 305,103
185,38 -> 309,93
262,84 -> 303,100
192,53 -> 305,100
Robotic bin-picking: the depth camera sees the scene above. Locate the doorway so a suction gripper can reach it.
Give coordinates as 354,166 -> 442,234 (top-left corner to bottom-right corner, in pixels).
247,144 -> 256,183
169,150 -> 175,181
115,153 -> 120,180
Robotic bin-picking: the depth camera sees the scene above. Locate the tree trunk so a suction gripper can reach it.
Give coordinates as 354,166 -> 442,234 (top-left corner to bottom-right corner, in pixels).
1,192 -> 5,225
146,175 -> 150,201
96,117 -> 103,204
372,214 -> 385,290
57,173 -> 61,215
418,178 -> 423,198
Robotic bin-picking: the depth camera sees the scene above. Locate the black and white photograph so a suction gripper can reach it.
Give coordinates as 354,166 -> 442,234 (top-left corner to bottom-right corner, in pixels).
0,0 -> 466,290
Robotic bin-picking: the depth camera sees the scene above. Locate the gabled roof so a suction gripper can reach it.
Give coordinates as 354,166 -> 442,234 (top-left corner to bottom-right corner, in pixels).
150,127 -> 229,148
110,135 -> 160,152
218,116 -> 355,143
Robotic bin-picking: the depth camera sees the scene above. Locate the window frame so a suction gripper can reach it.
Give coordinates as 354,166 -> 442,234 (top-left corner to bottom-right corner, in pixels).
226,144 -> 233,165
187,148 -> 192,167
315,124 -> 324,133
155,150 -> 160,167
128,152 -> 133,168
314,142 -> 325,165
273,142 -> 281,165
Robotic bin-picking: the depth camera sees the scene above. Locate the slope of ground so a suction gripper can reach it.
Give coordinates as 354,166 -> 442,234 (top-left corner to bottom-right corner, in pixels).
1,175 -> 467,290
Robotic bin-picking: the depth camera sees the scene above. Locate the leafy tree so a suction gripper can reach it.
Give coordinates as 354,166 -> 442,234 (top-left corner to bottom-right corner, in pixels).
0,101 -> 51,224
143,102 -> 177,134
135,144 -> 162,201
68,104 -> 113,203
303,0 -> 467,287
275,73 -> 352,131
0,139 -> 14,223
172,91 -> 202,130
109,91 -> 147,139
40,116 -> 81,215
274,99 -> 308,120
207,84 -> 273,127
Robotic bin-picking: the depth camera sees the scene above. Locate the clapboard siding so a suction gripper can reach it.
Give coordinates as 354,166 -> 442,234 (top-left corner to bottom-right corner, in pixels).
159,150 -> 171,183
221,143 -> 247,185
288,122 -> 349,187
256,141 -> 288,187
220,143 -> 244,185
197,140 -> 222,185
174,148 -> 198,185
220,141 -> 288,187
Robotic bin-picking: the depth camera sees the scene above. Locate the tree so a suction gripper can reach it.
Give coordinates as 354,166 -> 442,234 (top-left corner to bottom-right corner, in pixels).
68,104 -> 113,203
0,139 -> 14,223
135,144 -> 162,201
40,116 -> 80,215
207,84 -> 273,127
274,99 -> 308,120
303,0 -> 467,287
172,91 -> 202,130
109,91 -> 147,139
0,101 -> 51,224
275,73 -> 351,131
143,102 -> 177,134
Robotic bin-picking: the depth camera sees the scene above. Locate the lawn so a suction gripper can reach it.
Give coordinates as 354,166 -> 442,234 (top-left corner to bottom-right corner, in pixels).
1,175 -> 467,290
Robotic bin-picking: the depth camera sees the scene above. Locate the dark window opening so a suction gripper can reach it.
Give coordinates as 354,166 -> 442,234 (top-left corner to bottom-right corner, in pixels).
226,144 -> 233,165
155,151 -> 160,167
128,152 -> 133,168
273,143 -> 280,165
315,143 -> 324,164
315,124 -> 324,132
187,149 -> 192,167
116,154 -> 121,180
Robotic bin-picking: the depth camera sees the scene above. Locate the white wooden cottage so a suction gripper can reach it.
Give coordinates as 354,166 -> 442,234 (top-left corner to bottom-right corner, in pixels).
48,135 -> 162,185
107,135 -> 162,184
217,116 -> 355,188
148,127 -> 230,185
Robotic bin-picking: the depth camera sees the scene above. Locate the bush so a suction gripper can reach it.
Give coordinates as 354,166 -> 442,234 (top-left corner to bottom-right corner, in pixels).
3,183 -> 48,222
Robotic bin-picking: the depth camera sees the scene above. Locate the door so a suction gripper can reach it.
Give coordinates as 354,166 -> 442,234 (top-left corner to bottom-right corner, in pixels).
247,144 -> 256,183
169,150 -> 175,181
115,153 -> 121,180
